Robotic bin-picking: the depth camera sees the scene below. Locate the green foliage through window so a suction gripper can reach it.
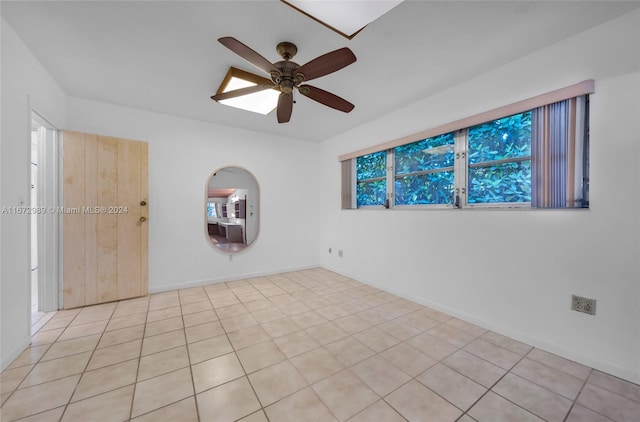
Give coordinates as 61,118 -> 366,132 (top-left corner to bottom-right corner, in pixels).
395,133 -> 455,174
394,133 -> 455,205
468,161 -> 531,203
357,180 -> 387,207
357,151 -> 386,206
395,171 -> 454,205
468,112 -> 531,163
467,112 -> 531,204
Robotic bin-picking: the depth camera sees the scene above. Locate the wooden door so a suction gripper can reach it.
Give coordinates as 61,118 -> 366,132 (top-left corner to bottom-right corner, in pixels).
62,131 -> 148,309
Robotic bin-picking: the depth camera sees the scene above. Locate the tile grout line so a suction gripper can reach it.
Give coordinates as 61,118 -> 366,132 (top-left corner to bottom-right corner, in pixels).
183,286 -> 211,422
206,282 -> 260,420
126,297 -> 151,422
273,278 -> 345,422
418,326 -> 600,422
508,349 -> 592,405
130,292 -> 210,419
451,341 -> 534,421
560,368 -> 618,422
469,344 -> 596,422
57,303 -> 118,422
562,367 -> 592,422
4,306 -> 91,421
573,368 -> 640,405
0,310 -> 64,421
268,286 -> 415,420
227,279 -> 296,422
251,278 -> 307,419
370,332 -> 476,421
245,276 -> 354,420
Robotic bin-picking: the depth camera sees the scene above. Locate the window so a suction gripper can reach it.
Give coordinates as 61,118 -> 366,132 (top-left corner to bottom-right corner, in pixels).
394,132 -> 455,206
341,81 -> 592,210
207,202 -> 218,218
356,151 -> 387,207
467,112 -> 532,205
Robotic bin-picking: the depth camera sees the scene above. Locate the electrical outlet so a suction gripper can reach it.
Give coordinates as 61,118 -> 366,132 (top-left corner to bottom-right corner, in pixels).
572,295 -> 596,315
338,250 -> 343,258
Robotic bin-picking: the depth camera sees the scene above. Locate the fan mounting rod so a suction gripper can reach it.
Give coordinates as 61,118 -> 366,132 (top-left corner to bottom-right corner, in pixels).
276,42 -> 297,60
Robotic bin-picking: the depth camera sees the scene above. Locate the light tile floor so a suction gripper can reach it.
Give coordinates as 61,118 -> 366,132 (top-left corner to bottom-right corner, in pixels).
2,268 -> 639,421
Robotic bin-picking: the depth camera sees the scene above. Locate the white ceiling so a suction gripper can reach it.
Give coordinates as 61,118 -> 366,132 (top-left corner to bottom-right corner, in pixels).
2,1 -> 638,142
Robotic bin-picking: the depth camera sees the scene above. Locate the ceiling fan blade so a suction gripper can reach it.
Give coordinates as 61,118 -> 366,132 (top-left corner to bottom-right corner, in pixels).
277,93 -> 293,123
218,37 -> 281,76
298,85 -> 354,113
211,84 -> 276,102
294,48 -> 356,82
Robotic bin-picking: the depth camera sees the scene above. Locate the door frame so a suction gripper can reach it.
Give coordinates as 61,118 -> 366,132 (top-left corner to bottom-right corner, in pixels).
30,109 -> 61,312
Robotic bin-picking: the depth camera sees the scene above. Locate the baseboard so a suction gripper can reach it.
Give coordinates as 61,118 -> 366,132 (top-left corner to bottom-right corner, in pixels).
1,336 -> 31,372
148,264 -> 321,294
321,265 -> 640,385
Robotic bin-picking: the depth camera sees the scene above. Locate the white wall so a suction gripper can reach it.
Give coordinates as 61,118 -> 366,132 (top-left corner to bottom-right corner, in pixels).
1,18 -> 68,370
319,10 -> 640,383
66,97 -> 321,293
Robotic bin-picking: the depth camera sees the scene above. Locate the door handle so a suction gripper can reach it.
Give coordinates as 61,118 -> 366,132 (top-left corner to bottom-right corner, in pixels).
139,216 -> 147,223
140,200 -> 147,206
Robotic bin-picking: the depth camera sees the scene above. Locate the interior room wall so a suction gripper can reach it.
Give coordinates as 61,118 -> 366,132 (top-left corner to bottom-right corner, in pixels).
1,18 -> 68,370
318,10 -> 640,383
65,96 -> 321,294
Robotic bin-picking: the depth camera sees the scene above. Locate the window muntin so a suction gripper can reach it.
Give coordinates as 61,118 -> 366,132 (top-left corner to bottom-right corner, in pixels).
394,133 -> 455,205
356,151 -> 386,207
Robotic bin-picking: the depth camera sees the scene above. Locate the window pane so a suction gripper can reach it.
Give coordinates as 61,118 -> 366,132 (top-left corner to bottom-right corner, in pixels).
207,202 -> 217,218
395,171 -> 454,205
357,180 -> 386,207
468,160 -> 531,204
356,151 -> 386,180
468,112 -> 531,164
395,133 -> 455,175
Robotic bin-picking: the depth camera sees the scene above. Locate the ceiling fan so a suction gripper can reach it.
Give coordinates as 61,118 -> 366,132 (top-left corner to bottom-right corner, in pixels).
211,37 -> 357,123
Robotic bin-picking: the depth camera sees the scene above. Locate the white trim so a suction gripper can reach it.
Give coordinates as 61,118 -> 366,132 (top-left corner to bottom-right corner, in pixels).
148,264 -> 320,294
0,336 -> 31,372
30,111 -> 60,312
339,80 -> 595,162
57,131 -> 64,309
25,97 -> 33,341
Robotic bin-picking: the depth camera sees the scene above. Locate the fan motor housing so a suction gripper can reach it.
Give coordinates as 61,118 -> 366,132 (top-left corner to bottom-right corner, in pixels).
280,79 -> 294,94
272,60 -> 302,90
